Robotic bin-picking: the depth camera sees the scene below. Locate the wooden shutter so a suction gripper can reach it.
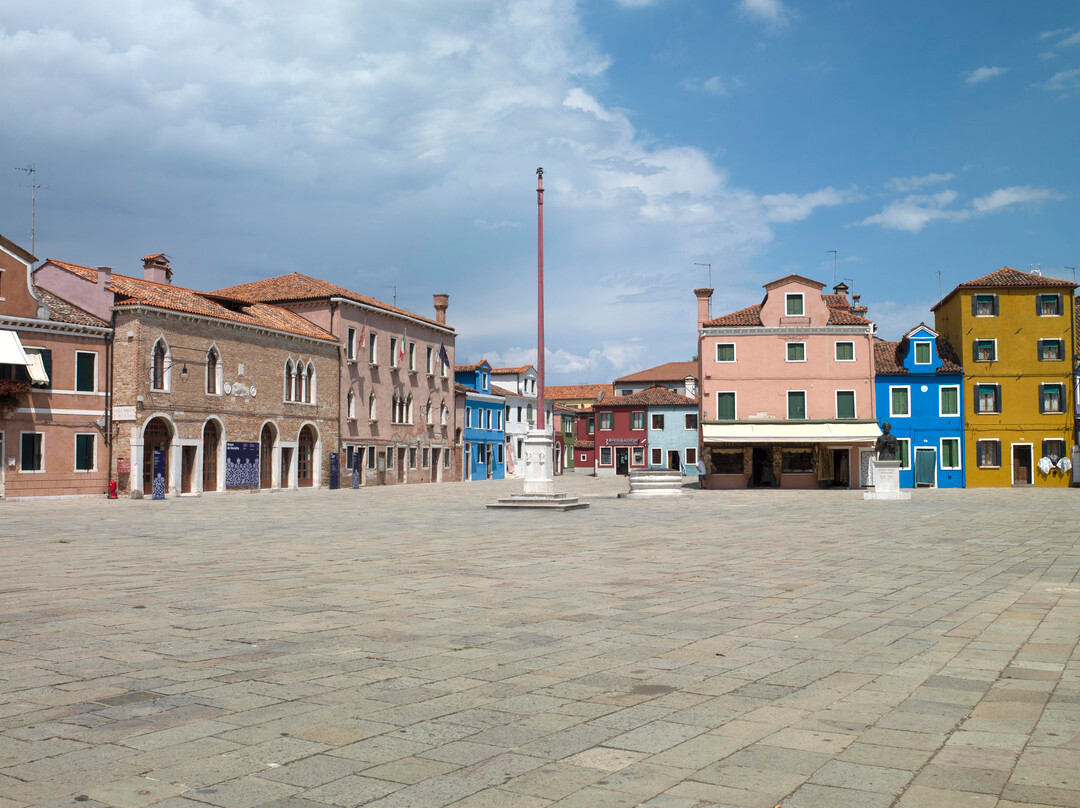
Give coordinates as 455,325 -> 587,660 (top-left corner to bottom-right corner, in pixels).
992,295 -> 999,315
971,296 -> 978,317
1038,383 -> 1045,413
40,349 -> 52,389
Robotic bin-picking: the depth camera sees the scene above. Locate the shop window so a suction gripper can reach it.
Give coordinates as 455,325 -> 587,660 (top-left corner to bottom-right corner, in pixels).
781,448 -> 813,473
712,450 -> 742,474
600,447 -> 612,465
632,447 -> 644,466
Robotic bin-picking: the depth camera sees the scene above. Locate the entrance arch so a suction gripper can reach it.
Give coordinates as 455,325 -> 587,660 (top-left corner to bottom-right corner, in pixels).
142,417 -> 172,494
202,420 -> 221,492
260,423 -> 277,489
298,425 -> 315,487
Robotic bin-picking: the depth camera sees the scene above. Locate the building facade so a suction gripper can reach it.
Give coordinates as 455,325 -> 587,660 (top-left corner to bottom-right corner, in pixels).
216,274 -> 457,485
455,361 -> 506,481
696,277 -> 880,489
933,267 -> 1076,487
554,404 -> 577,471
591,393 -> 656,477
874,325 -> 965,489
0,235 -> 112,498
614,362 -> 698,398
640,387 -> 700,479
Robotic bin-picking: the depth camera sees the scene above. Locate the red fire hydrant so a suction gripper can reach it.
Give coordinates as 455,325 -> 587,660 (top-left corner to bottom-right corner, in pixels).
108,480 -> 118,499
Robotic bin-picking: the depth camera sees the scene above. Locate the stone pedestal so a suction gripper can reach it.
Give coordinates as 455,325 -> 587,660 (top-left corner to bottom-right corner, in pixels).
863,459 -> 910,501
619,468 -> 685,498
487,429 -> 589,511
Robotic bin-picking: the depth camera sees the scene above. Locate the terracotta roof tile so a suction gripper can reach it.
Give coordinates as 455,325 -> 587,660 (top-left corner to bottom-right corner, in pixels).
703,303 -> 763,327
598,385 -> 697,407
454,360 -> 490,373
707,292 -> 872,327
614,361 -> 697,384
45,259 -> 336,343
489,384 -> 516,397
490,365 -> 534,375
545,383 -> 614,402
874,337 -> 963,375
933,266 -> 1077,311
215,273 -> 452,331
34,287 -> 110,327
826,307 -> 872,325
575,440 -> 595,450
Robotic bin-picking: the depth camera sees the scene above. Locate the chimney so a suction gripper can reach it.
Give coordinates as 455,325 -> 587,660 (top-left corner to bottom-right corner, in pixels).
850,293 -> 868,315
833,281 -> 849,298
96,266 -> 112,288
433,293 -> 449,324
694,288 -> 713,329
142,253 -> 172,284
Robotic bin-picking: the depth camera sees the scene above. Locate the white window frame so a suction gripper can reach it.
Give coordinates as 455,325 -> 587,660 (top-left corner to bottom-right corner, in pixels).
74,350 -> 98,393
786,342 -> 806,363
369,332 -> 379,365
786,390 -> 806,420
685,447 -> 698,466
630,411 -> 645,431
715,342 -> 736,363
74,432 -> 96,472
368,392 -> 377,421
650,447 -> 663,466
599,411 -> 613,431
785,292 -> 804,316
19,431 -> 44,473
151,337 -> 171,392
974,293 -> 997,317
974,338 -> 997,363
940,437 -> 961,470
939,385 -> 960,417
347,390 -> 356,420
896,438 -> 911,470
600,446 -> 613,466
834,341 -> 855,362
389,337 -> 399,368
426,346 -> 434,374
889,385 -> 911,418
346,327 -> 356,362
408,341 -> 416,372
913,341 -> 932,365
835,389 -> 856,420
716,391 -> 737,420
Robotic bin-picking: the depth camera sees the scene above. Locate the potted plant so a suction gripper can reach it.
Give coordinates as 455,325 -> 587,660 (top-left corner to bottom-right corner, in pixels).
0,378 -> 31,417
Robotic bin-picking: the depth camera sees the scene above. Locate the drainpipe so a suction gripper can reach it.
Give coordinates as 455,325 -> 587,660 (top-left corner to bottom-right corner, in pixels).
105,314 -> 114,497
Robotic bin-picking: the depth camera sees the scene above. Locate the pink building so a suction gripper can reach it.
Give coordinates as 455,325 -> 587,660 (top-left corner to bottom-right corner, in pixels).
696,276 -> 880,489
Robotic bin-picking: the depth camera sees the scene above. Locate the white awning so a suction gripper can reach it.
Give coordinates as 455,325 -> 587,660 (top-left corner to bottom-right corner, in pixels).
24,349 -> 50,385
0,330 -> 30,366
703,421 -> 881,445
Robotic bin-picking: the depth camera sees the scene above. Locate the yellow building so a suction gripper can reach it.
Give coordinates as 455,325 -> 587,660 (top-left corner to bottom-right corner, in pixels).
933,267 -> 1076,487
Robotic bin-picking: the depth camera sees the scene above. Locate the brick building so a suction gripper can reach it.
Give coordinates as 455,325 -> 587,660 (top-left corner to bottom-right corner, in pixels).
216,274 -> 457,485
35,255 -> 338,497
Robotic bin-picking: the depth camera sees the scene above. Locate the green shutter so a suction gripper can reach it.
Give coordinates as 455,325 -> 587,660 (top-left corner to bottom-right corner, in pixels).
76,353 -> 95,392
941,387 -> 958,415
837,391 -> 855,419
75,435 -> 94,471
717,393 -> 735,420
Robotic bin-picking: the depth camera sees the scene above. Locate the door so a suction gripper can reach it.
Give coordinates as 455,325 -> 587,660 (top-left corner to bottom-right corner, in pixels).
616,448 -> 629,475
202,422 -> 219,492
281,447 -> 293,488
668,450 -> 680,471
260,425 -> 274,488
143,418 -> 171,493
430,448 -> 440,482
298,426 -> 314,487
915,448 -> 936,487
832,449 -> 849,487
486,445 -> 493,479
751,447 -> 771,487
859,449 -> 875,488
1012,444 -> 1033,486
398,448 -> 406,482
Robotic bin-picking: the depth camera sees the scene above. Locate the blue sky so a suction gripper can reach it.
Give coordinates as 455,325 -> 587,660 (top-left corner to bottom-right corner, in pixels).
2,0 -> 1077,383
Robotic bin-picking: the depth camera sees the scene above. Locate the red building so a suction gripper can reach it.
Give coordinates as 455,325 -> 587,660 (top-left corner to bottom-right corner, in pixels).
590,394 -> 651,476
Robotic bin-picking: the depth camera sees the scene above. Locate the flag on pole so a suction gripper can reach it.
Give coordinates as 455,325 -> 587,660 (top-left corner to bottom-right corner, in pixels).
398,328 -> 407,365
358,323 -> 367,347
439,343 -> 450,372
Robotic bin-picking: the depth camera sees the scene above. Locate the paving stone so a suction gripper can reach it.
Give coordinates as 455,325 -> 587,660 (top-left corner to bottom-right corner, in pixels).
83,776 -> 186,808
362,756 -> 461,784
896,785 -> 1003,807
302,775 -> 404,807
603,721 -> 706,754
781,782 -> 895,808
256,753 -> 371,787
808,759 -> 913,794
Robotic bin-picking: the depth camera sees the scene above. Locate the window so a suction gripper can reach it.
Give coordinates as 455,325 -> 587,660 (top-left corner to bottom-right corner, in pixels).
484,409 -> 491,429
497,444 -> 504,464
713,451 -> 742,474
941,438 -> 961,469
940,386 -> 959,416
621,388 -> 633,396
834,341 -> 854,361
386,448 -> 394,468
305,364 -> 315,403
599,412 -> 613,430
786,342 -> 806,362
151,339 -> 169,391
441,351 -> 448,377
716,343 -> 735,362
836,390 -> 855,419
408,342 -> 416,371
1038,339 -> 1064,361
914,341 -> 931,365
409,448 -> 417,469
685,447 -> 697,466
785,293 -> 804,316
973,340 -> 996,362
975,384 -> 1001,414
75,351 -> 96,392
426,347 -> 433,374
347,390 -> 356,419
369,332 -> 378,364
75,433 -> 95,471
600,447 -> 613,465
896,438 -> 910,470
347,328 -> 356,361
465,406 -> 472,429
293,362 -> 302,401
586,416 -> 595,435
389,337 -> 398,367
630,411 -> 645,430
481,372 -> 487,389
206,347 -> 222,395
651,413 -> 664,430
717,392 -> 736,420
651,448 -> 662,465
422,448 -> 429,468
368,392 -> 377,420
284,360 -> 294,401
1042,439 -> 1067,459
1039,383 -> 1064,414
443,450 -> 450,468
632,447 -> 644,466
516,440 -> 522,459
526,403 -> 534,422
1037,294 -> 1063,316
20,432 -> 42,471
890,386 -> 910,417
685,413 -> 698,430
787,391 -> 806,420
22,347 -> 51,389
973,294 -> 997,316
976,439 -> 1001,468
441,404 -> 448,426
368,445 -> 377,469
782,448 -> 813,473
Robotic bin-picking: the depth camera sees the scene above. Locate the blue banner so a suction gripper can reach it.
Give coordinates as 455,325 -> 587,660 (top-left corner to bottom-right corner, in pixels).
152,450 -> 166,500
352,449 -> 361,489
329,453 -> 340,490
225,441 -> 260,488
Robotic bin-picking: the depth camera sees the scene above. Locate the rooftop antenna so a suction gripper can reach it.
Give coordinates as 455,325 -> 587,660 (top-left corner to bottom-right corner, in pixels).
937,270 -> 942,298
843,277 -> 855,294
382,285 -> 397,306
1066,266 -> 1076,284
693,263 -> 712,315
15,164 -> 42,256
826,250 -> 838,285
1029,263 -> 1042,276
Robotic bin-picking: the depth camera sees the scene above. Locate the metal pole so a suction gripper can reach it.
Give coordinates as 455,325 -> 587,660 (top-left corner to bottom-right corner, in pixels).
536,167 -> 545,431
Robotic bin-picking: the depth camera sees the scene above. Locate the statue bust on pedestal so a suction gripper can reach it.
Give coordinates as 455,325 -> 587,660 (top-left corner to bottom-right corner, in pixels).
875,421 -> 898,461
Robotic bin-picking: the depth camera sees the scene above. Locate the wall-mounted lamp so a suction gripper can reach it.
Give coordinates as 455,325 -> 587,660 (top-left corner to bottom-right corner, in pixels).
180,364 -> 189,380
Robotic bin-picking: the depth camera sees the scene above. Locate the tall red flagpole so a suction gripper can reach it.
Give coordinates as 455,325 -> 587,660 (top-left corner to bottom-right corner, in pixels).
536,167 -> 545,432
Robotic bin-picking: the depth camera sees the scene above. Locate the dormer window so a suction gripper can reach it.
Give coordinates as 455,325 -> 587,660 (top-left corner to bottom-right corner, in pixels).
913,341 -> 931,365
785,293 -> 804,316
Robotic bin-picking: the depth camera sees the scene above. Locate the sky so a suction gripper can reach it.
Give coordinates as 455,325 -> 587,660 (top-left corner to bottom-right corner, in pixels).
2,0 -> 1078,384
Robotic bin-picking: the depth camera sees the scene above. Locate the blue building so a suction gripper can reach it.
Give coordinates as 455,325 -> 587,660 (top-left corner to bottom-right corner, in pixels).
874,325 -> 965,488
454,360 -> 506,481
640,387 -> 701,479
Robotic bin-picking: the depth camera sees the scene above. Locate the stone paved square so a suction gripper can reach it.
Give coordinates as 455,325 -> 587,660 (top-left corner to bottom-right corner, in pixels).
2,474 -> 1079,806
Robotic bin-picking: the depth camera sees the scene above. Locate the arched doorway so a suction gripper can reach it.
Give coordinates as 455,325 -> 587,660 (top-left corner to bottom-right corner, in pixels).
202,421 -> 220,492
260,424 -> 275,489
142,418 -> 171,494
298,425 -> 315,487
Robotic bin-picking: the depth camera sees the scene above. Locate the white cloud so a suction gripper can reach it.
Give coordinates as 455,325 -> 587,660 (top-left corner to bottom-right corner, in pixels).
761,186 -> 862,223
1038,68 -> 1080,92
680,75 -> 741,96
861,186 -> 1061,233
964,65 -> 1008,84
739,0 -> 788,29
1057,31 -> 1080,47
885,172 -> 955,192
615,0 -> 659,6
1039,28 -> 1072,40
